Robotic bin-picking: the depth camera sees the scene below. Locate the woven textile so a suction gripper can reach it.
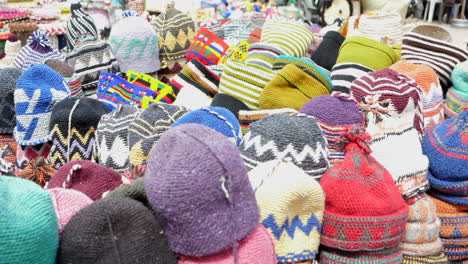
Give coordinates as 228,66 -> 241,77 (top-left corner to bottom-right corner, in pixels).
249,160 -> 324,263
238,108 -> 297,134
331,63 -> 373,94
320,247 -> 403,264
444,61 -> 468,118
0,134 -> 16,176
199,19 -> 224,40
186,28 -> 229,66
65,3 -> 98,51
45,59 -> 84,98
402,253 -> 448,264
0,67 -> 22,134
245,43 -> 288,70
218,40 -> 250,65
223,19 -> 256,43
355,13 -> 403,45
261,20 -> 313,58
127,70 -> 177,103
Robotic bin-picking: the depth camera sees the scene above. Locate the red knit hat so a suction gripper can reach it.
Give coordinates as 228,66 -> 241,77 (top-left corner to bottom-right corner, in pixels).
320,129 -> 409,251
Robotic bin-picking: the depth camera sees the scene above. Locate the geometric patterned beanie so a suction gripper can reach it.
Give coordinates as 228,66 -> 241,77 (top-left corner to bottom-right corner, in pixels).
445,61 -> 468,118
48,97 -> 110,169
65,2 -> 98,51
45,59 -> 84,98
240,113 -> 330,180
186,28 -> 229,66
0,67 -> 22,134
14,143 -> 52,177
248,159 -> 324,263
330,62 -> 373,94
14,64 -> 70,146
261,20 -> 313,58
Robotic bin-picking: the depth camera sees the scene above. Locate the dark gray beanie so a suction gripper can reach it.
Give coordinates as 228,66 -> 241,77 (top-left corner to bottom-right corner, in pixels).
0,67 -> 22,134
104,177 -> 148,207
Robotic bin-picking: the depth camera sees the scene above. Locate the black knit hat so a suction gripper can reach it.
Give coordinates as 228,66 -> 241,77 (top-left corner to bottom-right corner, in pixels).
65,2 -> 98,51
104,177 -> 148,207
58,198 -> 177,264
0,67 -> 22,134
210,93 -> 250,120
311,31 -> 345,71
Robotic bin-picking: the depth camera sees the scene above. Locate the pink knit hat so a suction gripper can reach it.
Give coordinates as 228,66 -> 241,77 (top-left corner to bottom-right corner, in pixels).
46,188 -> 93,234
178,225 -> 276,264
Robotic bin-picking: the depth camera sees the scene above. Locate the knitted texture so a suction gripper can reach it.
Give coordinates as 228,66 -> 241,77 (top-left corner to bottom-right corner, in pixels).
65,38 -> 120,95
104,177 -> 147,206
223,19 -> 256,43
248,27 -> 262,44
144,123 -> 259,256
0,134 -> 16,176
243,43 -> 287,70
355,13 -> 403,46
46,187 -> 93,234
186,28 -> 229,66
249,160 -> 324,263
14,30 -> 64,72
45,59 -> 84,98
261,20 -> 313,58
58,198 -> 178,264
401,32 -> 468,93
109,16 -> 160,74
0,67 -> 22,134
14,64 -> 70,145
331,63 -> 373,94
65,3 -> 98,51
311,31 -> 345,71
15,143 -> 51,176
97,105 -> 140,173
0,176 -> 58,264
46,160 -> 124,201
211,93 -> 250,120
18,156 -> 55,187
240,113 -> 329,179
239,108 -> 298,134
218,40 -> 250,65
127,70 -> 177,104
402,253 -> 448,264
320,247 -> 403,264
336,36 -> 398,71
199,19 -> 224,39
444,61 -> 468,118
48,98 -> 110,169
0,34 -> 21,69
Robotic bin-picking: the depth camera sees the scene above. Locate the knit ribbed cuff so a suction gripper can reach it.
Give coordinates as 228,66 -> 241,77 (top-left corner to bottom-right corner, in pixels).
320,247 -> 403,264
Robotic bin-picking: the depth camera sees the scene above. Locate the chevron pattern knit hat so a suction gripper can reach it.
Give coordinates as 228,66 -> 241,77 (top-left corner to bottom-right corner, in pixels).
240,113 -> 329,179
330,62 -> 373,94
186,28 -> 230,66
0,135 -> 16,176
0,176 -> 59,264
445,61 -> 468,118
65,38 -> 120,96
58,198 -> 177,264
48,98 -> 110,169
14,30 -> 64,71
0,34 -> 21,69
109,15 -> 160,74
65,3 -> 98,51
311,31 -> 345,71
144,123 -> 259,256
45,59 -> 84,98
249,160 -> 325,263
261,20 -> 313,58
0,67 -> 22,134
402,253 -> 448,264
14,64 -> 70,146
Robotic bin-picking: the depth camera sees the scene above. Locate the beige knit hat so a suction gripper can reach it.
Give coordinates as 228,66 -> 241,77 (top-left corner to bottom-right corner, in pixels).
355,12 -> 403,46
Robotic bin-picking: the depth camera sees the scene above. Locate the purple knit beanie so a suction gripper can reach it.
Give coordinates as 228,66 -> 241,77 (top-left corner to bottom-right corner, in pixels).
144,123 -> 259,257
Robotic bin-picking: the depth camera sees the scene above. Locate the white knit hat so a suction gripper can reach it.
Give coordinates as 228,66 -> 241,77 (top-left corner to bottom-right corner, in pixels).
355,12 -> 403,46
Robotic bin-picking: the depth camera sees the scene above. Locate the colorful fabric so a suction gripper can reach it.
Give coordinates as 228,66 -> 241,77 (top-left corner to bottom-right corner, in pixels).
402,253 -> 448,264
65,3 -> 98,51
320,247 -> 403,264
244,43 -> 287,70
444,61 -> 468,118
186,28 -> 229,66
15,143 -> 51,176
218,40 -> 250,65
331,63 -> 373,94
261,20 -> 313,58
127,70 -> 177,104
0,134 -> 16,176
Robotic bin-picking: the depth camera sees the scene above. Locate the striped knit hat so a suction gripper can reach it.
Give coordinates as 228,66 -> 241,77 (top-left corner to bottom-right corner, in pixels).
186,28 -> 229,66
0,67 -> 22,134
45,59 -> 84,98
249,159 -> 324,263
240,113 -> 329,179
311,31 -> 345,71
244,43 -> 287,70
65,3 -> 98,51
331,62 -> 373,94
401,30 -> 468,94
0,135 -> 16,176
402,253 -> 448,264
261,20 -> 313,58
238,108 -> 297,134
445,61 -> 468,118
223,19 -> 256,44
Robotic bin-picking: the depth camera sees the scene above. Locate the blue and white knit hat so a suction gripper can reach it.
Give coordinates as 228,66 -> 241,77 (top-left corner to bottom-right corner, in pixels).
14,64 -> 70,146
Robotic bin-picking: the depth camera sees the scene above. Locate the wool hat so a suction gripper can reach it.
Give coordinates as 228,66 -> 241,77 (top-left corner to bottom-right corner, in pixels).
171,107 -> 242,146
199,19 -> 225,40
0,134 -> 16,176
14,30 -> 64,71
14,143 -> 51,176
186,28 -> 230,66
423,110 -> 468,206
65,38 -> 120,95
46,187 -> 93,234
45,59 -> 84,98
300,93 -> 363,165
127,70 -> 177,104
14,64 -> 70,145
58,198 -> 177,264
240,113 -> 329,179
330,62 -> 373,94
249,159 -> 325,263
0,34 -> 21,69
222,19 -> 256,44
261,20 -> 313,58
402,253 -> 448,264
211,93 -> 250,120
46,160 -> 124,201
0,67 -> 22,134
17,156 -> 55,187
109,15 -> 160,74
48,98 -> 110,169
65,3 -> 98,51
336,36 -> 398,71
390,60 -> 444,131
244,42 -> 288,70
320,247 -> 404,264
104,177 -> 147,205
128,0 -> 146,15
218,40 -> 250,65
0,176 -> 59,264
311,31 -> 345,71
355,13 -> 403,46
248,27 -> 262,44
178,225 -> 276,264
444,61 -> 468,118
145,123 -> 259,256
238,108 -> 298,135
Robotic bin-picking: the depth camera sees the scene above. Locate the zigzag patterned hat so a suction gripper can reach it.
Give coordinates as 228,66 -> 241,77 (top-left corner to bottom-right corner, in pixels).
65,2 -> 98,51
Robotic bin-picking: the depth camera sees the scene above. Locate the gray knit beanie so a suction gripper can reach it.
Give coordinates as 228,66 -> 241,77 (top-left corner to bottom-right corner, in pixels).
0,68 -> 22,134
104,177 -> 147,207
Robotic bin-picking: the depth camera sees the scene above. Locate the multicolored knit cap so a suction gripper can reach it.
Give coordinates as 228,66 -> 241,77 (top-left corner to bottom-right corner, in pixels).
211,93 -> 250,120
48,98 -> 110,169
0,135 -> 16,176
218,40 -> 250,65
15,143 -> 51,176
65,3 -> 98,51
144,123 -> 259,256
223,19 -> 256,44
248,159 -> 324,263
46,160 -> 124,201
238,108 -> 298,135
261,20 -> 313,58
248,27 -> 262,44
186,28 -> 229,66
311,31 -> 345,71
0,176 -> 59,264
320,247 -> 404,264
445,61 -> 468,118
390,60 -> 444,131
45,59 -> 84,98
240,113 -> 329,179
0,34 -> 21,69
336,36 -> 398,71
58,198 -> 178,264
199,19 -> 224,40
178,225 -> 276,264
330,62 -> 373,93
14,64 -> 70,146
127,70 -> 177,103
109,15 -> 160,74
422,110 -> 468,206
244,42 -> 287,70
0,67 -> 22,134
14,30 -> 64,71
402,253 -> 448,264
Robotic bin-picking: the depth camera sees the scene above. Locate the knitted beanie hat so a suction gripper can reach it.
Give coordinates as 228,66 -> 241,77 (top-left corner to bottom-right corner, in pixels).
58,198 -> 177,264
0,176 -> 59,264
244,42 -> 288,70
65,3 -> 98,51
179,225 -> 276,264
300,93 -> 363,165
14,30 -> 64,71
311,31 -> 345,71
249,160 -> 325,263
105,177 -> 147,206
444,61 -> 468,118
46,160 -> 124,201
238,108 -> 298,135
248,27 -> 262,44
45,59 -> 84,98
145,123 -> 259,256
48,98 -> 110,169
401,193 -> 442,256
0,135 -> 16,176
15,143 -> 51,176
240,113 -> 329,179
423,110 -> 468,206
65,38 -> 120,95
46,187 -> 93,234
222,19 -> 256,44
14,64 -> 70,146
390,60 -> 444,131
97,105 -> 140,173
0,67 -> 22,134
171,107 -> 242,146
330,62 -> 373,93
320,247 -> 404,264
0,34 -> 21,68
109,15 -> 160,74
186,28 -> 230,66
261,20 -> 313,58
402,253 -> 448,264
127,70 -> 177,104
336,36 -> 398,71
355,13 -> 403,46
211,93 -> 250,120
218,40 -> 250,65
199,19 -> 225,40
